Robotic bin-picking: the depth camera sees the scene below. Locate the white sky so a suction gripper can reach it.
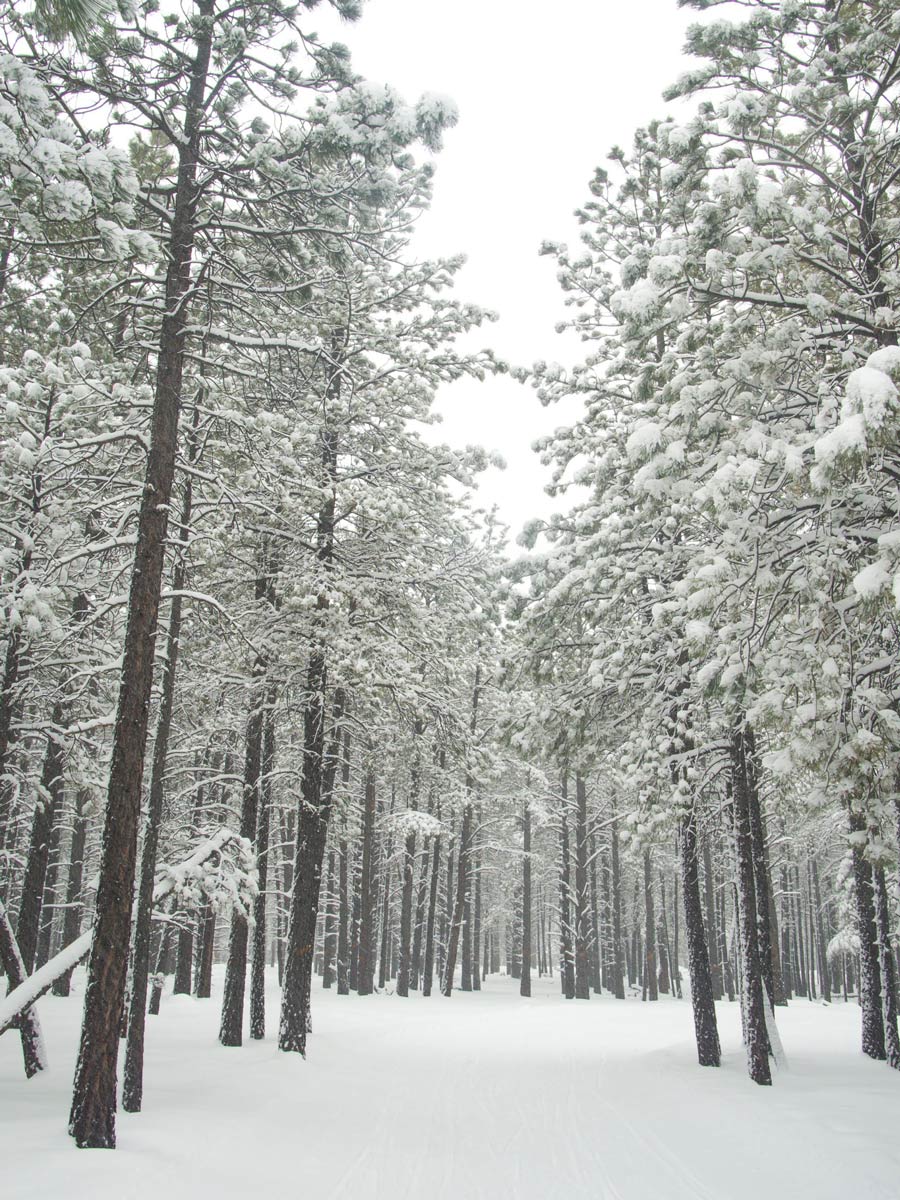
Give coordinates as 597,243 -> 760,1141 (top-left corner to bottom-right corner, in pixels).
315,0 -> 696,541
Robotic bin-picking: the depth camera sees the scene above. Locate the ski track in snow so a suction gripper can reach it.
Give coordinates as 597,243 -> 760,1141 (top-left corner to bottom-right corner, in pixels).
2,969 -> 900,1200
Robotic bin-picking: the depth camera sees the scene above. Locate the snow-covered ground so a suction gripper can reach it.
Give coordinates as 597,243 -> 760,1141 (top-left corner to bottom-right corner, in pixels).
3,969 -> 899,1199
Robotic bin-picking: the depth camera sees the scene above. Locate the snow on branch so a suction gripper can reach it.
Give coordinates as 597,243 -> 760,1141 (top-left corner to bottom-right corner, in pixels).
0,828 -> 256,1042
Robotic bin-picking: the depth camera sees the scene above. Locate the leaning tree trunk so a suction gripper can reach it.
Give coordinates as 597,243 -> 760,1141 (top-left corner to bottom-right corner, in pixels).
679,801 -> 721,1067
730,724 -> 772,1085
69,6 -> 215,1149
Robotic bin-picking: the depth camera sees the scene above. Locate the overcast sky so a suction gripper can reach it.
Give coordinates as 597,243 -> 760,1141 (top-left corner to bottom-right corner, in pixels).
315,0 -> 696,541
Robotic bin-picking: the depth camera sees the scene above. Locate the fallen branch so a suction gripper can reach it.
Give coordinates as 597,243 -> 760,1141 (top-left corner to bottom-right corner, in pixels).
0,900 -> 49,1076
0,827 -> 252,1046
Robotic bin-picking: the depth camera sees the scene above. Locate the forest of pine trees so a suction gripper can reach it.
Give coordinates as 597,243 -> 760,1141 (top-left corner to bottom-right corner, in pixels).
1,0 -> 899,1188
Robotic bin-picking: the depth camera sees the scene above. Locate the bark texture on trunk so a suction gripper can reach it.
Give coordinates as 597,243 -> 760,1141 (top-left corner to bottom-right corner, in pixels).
679,804 -> 721,1067
69,6 -> 215,1149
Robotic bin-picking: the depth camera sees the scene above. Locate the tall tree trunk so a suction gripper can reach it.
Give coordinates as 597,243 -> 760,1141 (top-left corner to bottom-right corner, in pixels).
357,769 -> 378,997
322,851 -> 337,989
743,724 -> 784,1007
422,822 -> 441,998
16,703 -> 65,975
0,899 -> 46,1078
337,835 -> 350,995
873,864 -> 900,1069
471,823 -> 482,993
657,872 -> 671,995
121,432 -> 200,1112
278,684 -> 344,1051
442,666 -> 481,997
609,796 -> 625,999
643,849 -> 659,1002
442,802 -> 471,996
559,776 -> 575,999
589,829 -> 602,994
51,788 -> 90,997
410,841 -> 429,991
279,348 -> 343,1052
847,807 -> 886,1059
397,726 -> 421,997
68,11 -> 215,1146
702,835 -> 723,1000
730,724 -> 772,1085
250,699 -> 276,1039
520,796 -> 531,998
574,773 -> 590,1000
679,802 -> 721,1067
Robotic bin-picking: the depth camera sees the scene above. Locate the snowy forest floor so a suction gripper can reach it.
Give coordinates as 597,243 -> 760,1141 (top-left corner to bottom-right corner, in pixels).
3,970 -> 899,1200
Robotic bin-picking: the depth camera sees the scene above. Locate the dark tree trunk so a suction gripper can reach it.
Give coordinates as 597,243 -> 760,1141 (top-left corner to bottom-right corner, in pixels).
422,825 -> 441,997
0,899 -> 45,1077
173,925 -> 193,996
68,6 -> 215,1148
397,779 -> 418,997
657,872 -> 671,995
643,849 -> 659,1002
16,702 -> 66,975
730,725 -> 772,1085
471,813 -> 482,993
442,667 -> 481,997
278,683 -> 344,1051
702,835 -> 723,1000
589,829 -> 602,994
51,788 -> 90,997
679,803 -> 721,1067
337,836 -> 350,995
574,773 -> 590,1000
322,851 -> 337,989
410,840 -> 429,991
219,687 -> 265,1047
195,906 -> 216,999
357,770 -> 378,996
744,725 -> 784,1007
847,808 -> 886,1059
279,360 -> 343,1049
609,797 -> 625,999
121,429 -> 200,1113
873,864 -> 900,1068
520,796 -> 531,998
559,776 -> 575,999
250,700 -> 276,1038
810,855 -> 831,1004
442,801 -> 472,996
672,869 -> 683,998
